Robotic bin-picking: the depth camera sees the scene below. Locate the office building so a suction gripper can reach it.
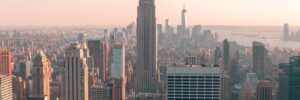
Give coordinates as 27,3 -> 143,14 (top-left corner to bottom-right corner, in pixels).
0,75 -> 13,100
61,43 -> 89,100
0,50 -> 12,75
89,83 -> 115,100
256,80 -> 273,100
223,39 -> 230,72
134,0 -> 160,93
252,41 -> 265,79
88,40 -> 101,70
109,44 -> 125,79
31,51 -> 51,100
278,56 -> 300,100
166,65 -> 221,100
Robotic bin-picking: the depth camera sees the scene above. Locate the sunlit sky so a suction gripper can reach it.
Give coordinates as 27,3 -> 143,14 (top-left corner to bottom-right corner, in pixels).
0,0 -> 300,26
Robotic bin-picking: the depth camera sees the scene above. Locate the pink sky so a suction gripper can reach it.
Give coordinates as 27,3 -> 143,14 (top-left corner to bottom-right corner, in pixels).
0,0 -> 300,26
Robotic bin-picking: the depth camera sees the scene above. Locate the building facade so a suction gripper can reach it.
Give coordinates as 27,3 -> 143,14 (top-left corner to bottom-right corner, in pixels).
0,75 -> 13,100
256,80 -> 273,100
61,43 -> 89,100
167,66 -> 221,100
278,56 -> 300,100
135,0 -> 159,93
252,41 -> 265,79
31,51 -> 51,100
0,50 -> 12,75
109,44 -> 125,79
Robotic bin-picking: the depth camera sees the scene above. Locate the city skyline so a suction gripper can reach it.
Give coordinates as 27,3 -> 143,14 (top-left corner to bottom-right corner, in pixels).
0,0 -> 300,26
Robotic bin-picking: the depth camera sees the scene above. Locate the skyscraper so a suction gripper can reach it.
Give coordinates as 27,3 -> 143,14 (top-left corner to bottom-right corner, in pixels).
100,32 -> 109,81
31,51 -> 51,100
252,41 -> 265,79
0,50 -> 12,75
283,23 -> 289,40
87,40 -> 101,70
181,4 -> 187,33
135,0 -> 159,93
61,43 -> 89,100
109,44 -> 125,79
256,80 -> 273,100
278,56 -> 300,100
223,39 -> 230,72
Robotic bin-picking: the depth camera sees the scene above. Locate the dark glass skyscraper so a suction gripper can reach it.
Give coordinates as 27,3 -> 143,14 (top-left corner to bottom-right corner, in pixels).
223,39 -> 230,72
252,41 -> 265,79
278,56 -> 300,100
134,0 -> 159,93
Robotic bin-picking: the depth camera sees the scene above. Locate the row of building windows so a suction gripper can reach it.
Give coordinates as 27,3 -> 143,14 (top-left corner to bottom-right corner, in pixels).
168,76 -> 220,79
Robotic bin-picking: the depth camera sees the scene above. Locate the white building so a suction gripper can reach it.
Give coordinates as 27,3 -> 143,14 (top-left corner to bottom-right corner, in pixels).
61,43 -> 89,100
167,65 -> 221,100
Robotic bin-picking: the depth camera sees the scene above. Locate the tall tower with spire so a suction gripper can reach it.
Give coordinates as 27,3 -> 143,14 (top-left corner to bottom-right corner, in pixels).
181,4 -> 187,31
134,0 -> 159,93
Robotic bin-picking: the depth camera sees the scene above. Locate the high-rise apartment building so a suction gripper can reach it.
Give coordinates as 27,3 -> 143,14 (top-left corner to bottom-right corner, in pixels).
0,50 -> 12,75
61,43 -> 89,100
31,51 -> 51,100
135,0 -> 159,93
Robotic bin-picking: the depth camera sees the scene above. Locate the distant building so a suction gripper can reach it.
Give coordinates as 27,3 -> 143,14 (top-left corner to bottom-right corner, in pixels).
0,75 -> 13,100
246,73 -> 259,91
61,43 -> 89,100
157,24 -> 163,35
19,60 -> 31,79
166,65 -> 222,100
192,25 -> 202,37
252,41 -> 265,79
223,39 -> 230,72
89,83 -> 115,100
0,50 -> 12,75
283,23 -> 289,40
214,47 -> 222,64
100,32 -> 109,81
256,80 -> 273,100
109,44 -> 125,79
87,40 -> 101,72
278,56 -> 300,100
184,56 -> 201,65
31,51 -> 51,100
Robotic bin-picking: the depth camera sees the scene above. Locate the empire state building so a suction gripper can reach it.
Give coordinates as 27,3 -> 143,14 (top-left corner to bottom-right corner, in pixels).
134,0 -> 159,93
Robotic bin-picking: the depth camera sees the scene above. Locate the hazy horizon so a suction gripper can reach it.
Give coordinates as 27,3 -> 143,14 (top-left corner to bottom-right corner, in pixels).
1,0 -> 300,26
